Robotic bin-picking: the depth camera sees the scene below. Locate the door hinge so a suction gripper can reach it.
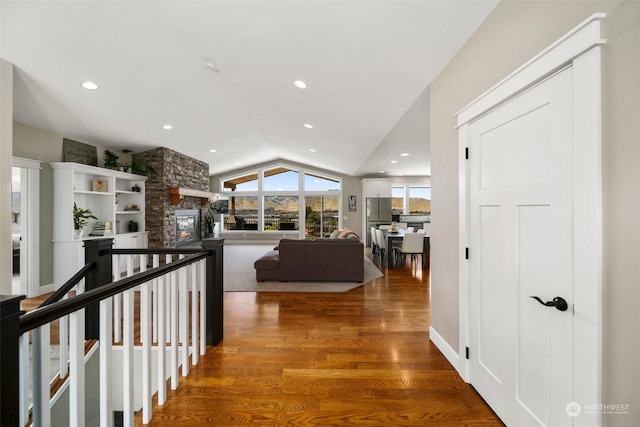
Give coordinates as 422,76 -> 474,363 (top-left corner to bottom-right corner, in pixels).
465,247 -> 469,260
465,147 -> 469,160
466,347 -> 470,360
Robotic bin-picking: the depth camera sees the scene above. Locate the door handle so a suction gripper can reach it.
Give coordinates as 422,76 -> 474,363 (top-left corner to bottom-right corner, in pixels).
529,296 -> 568,312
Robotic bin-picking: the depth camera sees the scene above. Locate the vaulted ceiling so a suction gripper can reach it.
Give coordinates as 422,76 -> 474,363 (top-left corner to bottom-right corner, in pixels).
1,1 -> 498,176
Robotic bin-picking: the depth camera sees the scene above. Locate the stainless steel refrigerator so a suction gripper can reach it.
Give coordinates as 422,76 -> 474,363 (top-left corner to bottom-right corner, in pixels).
365,198 -> 392,246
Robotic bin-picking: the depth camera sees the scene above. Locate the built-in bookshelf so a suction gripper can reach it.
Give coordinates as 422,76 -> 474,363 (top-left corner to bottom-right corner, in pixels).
51,162 -> 148,287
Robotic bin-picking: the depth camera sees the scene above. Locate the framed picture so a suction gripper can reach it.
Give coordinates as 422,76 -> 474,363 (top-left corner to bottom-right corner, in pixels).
348,195 -> 357,212
209,193 -> 229,214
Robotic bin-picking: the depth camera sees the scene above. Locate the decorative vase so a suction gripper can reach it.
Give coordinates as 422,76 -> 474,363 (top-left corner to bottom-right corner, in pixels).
73,228 -> 83,239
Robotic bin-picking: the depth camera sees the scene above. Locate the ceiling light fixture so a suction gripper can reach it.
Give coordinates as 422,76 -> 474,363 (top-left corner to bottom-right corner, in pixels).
304,123 -> 313,129
205,61 -> 219,72
400,153 -> 410,157
162,124 -> 173,130
309,148 -> 317,153
390,160 -> 398,164
379,170 -> 385,173
294,80 -> 307,89
210,149 -> 217,153
81,81 -> 99,90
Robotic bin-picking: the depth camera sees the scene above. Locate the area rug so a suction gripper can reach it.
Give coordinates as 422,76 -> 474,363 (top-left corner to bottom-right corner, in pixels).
223,245 -> 383,293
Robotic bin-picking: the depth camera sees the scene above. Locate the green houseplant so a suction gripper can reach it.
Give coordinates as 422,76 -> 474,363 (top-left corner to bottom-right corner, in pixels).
103,149 -> 120,169
130,159 -> 157,178
73,202 -> 97,239
204,204 -> 216,236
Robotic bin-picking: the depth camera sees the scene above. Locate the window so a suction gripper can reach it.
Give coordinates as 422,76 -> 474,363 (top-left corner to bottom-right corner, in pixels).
304,196 -> 339,238
219,164 -> 342,234
304,173 -> 339,191
391,186 -> 404,213
225,196 -> 258,230
264,195 -> 299,231
408,187 -> 431,215
264,167 -> 298,191
223,172 -> 258,192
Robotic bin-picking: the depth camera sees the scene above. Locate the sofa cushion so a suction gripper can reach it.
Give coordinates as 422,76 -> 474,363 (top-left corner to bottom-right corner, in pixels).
254,250 -> 280,270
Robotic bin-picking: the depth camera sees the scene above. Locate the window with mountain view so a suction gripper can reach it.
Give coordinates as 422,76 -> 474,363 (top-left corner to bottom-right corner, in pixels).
264,195 -> 299,231
408,187 -> 431,215
219,164 -> 342,233
304,196 -> 339,238
392,186 -> 404,213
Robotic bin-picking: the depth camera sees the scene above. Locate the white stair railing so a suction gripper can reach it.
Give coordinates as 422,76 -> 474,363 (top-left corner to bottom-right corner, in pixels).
15,248 -> 212,427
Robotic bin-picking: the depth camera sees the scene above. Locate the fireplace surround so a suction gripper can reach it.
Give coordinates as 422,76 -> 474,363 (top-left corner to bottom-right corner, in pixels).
175,209 -> 201,247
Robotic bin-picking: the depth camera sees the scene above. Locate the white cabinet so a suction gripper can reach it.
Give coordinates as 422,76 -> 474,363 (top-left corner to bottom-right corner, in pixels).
361,178 -> 391,198
51,162 -> 148,288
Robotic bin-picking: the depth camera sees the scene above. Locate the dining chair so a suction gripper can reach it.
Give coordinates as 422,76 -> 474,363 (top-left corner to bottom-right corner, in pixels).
375,228 -> 387,267
416,229 -> 426,234
370,226 -> 379,260
396,222 -> 408,230
396,232 -> 424,271
406,227 -> 415,233
378,224 -> 392,231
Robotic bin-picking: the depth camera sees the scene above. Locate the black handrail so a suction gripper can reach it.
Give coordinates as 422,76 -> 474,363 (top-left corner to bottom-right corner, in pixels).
20,251 -> 207,334
39,261 -> 96,308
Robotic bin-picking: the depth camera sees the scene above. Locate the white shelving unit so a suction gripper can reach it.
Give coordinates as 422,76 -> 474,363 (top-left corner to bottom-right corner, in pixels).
51,162 -> 148,288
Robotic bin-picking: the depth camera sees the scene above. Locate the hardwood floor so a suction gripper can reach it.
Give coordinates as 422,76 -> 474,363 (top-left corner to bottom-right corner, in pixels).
132,254 -> 504,426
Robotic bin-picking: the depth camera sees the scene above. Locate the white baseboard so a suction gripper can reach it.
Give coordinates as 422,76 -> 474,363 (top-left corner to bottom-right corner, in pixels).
429,326 -> 461,374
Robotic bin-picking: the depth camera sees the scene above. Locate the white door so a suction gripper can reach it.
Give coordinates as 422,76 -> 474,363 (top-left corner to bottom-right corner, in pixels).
468,67 -> 575,426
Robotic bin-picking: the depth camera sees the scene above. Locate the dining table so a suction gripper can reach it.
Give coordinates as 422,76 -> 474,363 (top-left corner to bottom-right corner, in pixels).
382,229 -> 430,269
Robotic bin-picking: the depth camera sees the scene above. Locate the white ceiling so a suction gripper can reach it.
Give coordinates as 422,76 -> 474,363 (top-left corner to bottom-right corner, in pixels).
1,1 -> 498,177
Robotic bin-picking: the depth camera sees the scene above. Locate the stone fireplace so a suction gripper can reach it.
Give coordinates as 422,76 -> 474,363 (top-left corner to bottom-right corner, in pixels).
133,147 -> 209,248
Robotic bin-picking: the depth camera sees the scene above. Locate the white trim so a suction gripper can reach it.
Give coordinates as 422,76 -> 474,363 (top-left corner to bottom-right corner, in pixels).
429,326 -> 460,372
456,12 -> 604,426
457,124 -> 470,381
12,156 -> 42,297
456,13 -> 606,127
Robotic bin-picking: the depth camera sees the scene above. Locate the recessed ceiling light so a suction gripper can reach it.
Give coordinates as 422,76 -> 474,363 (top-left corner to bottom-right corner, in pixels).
81,81 -> 99,90
400,153 -> 410,157
162,124 -> 173,130
294,80 -> 307,89
390,160 -> 398,164
379,170 -> 385,173
209,149 -> 217,153
304,123 -> 313,129
309,148 -> 317,153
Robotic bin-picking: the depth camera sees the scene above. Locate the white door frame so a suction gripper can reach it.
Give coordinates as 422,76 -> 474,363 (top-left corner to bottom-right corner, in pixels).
12,156 -> 41,297
456,13 -> 605,423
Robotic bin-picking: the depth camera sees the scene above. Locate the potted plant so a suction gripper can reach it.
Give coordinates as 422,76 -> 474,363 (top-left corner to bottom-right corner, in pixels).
73,202 -> 97,239
128,220 -> 139,232
130,159 -> 157,178
204,204 -> 216,236
103,149 -> 120,170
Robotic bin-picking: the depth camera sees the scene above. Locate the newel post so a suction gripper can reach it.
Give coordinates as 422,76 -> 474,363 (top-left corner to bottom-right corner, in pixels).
201,238 -> 224,345
84,238 -> 114,339
1,294 -> 26,427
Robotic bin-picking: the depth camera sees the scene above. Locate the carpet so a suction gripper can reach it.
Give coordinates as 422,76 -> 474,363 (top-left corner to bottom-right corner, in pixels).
223,244 -> 383,292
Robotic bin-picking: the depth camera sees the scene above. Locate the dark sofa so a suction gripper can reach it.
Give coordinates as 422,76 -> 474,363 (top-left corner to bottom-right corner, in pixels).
254,238 -> 364,282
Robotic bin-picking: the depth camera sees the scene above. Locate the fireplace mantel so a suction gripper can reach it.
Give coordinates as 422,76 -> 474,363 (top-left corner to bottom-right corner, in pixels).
168,187 -> 214,206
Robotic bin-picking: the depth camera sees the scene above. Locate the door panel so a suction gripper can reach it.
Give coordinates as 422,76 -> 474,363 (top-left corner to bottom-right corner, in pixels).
469,68 -> 574,426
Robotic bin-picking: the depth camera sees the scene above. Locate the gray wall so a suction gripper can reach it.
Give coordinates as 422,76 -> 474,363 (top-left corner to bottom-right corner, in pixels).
430,1 -> 639,424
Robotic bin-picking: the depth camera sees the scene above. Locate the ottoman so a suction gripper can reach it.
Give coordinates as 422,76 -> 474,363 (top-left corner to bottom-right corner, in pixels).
254,250 -> 281,282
